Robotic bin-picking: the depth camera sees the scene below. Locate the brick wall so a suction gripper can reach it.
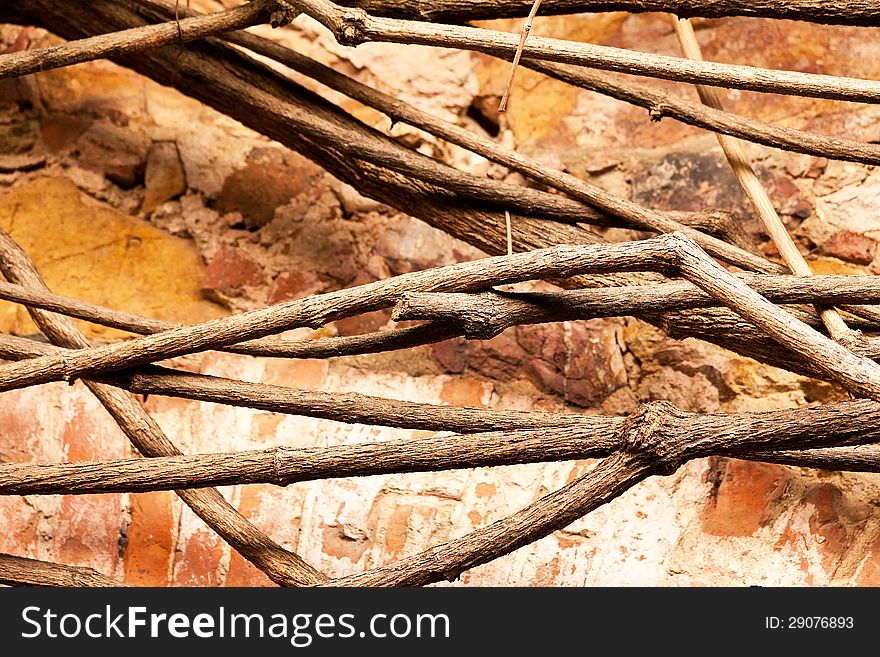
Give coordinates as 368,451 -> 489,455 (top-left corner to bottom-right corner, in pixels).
2,7 -> 880,585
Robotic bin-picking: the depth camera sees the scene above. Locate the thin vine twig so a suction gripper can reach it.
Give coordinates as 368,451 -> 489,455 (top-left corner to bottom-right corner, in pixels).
498,0 -> 543,112
670,15 -> 853,344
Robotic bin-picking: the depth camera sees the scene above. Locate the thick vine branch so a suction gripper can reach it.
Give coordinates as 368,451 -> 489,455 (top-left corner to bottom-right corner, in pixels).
29,0 -> 779,275
0,279 -> 470,359
393,275 -> 880,339
6,399 -> 880,496
0,236 -> 688,392
0,0 -> 271,80
0,554 -> 125,587
12,0 -> 849,382
330,397 -> 880,586
295,0 -> 880,104
333,0 -> 880,27
3,233 -> 880,401
217,22 -> 775,272
0,426 -> 617,496
8,272 -> 880,352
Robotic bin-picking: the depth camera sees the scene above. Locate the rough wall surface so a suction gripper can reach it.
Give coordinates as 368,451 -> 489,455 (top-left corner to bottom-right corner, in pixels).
2,5 -> 880,586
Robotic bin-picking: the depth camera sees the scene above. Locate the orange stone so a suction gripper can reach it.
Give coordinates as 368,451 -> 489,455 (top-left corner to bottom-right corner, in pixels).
702,459 -> 790,537
124,492 -> 176,586
0,177 -> 226,340
439,378 -> 490,408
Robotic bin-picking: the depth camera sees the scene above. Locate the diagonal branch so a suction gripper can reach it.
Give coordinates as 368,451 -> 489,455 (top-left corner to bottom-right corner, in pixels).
0,229 -> 327,587
670,15 -> 852,343
3,232 -> 880,400
0,553 -> 126,587
330,396 -> 880,586
0,236 -> 683,392
216,20 -> 776,272
0,0 -> 272,80
522,58 -> 880,167
498,0 -> 543,112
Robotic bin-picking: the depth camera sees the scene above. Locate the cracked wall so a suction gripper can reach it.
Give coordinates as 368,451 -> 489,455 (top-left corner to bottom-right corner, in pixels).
2,7 -> 880,586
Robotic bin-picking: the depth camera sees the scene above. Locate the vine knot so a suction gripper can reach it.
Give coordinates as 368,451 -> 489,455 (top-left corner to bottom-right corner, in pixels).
269,0 -> 298,28
338,9 -> 368,46
618,400 -> 690,475
648,102 -> 667,122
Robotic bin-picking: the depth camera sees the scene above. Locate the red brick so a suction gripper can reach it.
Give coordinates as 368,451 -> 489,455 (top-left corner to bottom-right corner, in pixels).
172,525 -> 225,587
215,148 -> 319,228
430,338 -> 469,375
53,394 -> 126,574
72,119 -> 148,188
225,550 -> 275,587
778,484 -> 872,573
263,359 -> 328,391
124,492 -> 175,586
432,321 -> 626,407
225,487 -> 276,587
818,230 -> 878,265
333,309 -> 390,337
200,245 -> 265,294
0,497 -> 40,557
383,504 -> 413,559
143,141 -> 186,213
268,270 -> 323,304
475,483 -> 497,499
40,114 -> 92,153
53,495 -> 122,575
322,524 -> 371,565
856,533 -> 880,586
439,379 -> 489,408
702,459 -> 790,537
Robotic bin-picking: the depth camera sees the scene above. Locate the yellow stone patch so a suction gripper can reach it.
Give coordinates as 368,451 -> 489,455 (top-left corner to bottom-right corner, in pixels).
805,256 -> 868,276
471,13 -> 628,146
0,177 -> 227,341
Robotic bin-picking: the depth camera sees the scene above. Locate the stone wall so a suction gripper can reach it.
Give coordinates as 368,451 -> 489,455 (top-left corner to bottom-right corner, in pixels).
2,6 -> 880,585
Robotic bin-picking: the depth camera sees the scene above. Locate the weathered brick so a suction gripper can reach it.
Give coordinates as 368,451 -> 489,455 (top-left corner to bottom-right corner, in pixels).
124,492 -> 175,586
818,230 -> 878,265
200,245 -> 265,295
702,459 -> 790,537
439,378 -> 490,408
